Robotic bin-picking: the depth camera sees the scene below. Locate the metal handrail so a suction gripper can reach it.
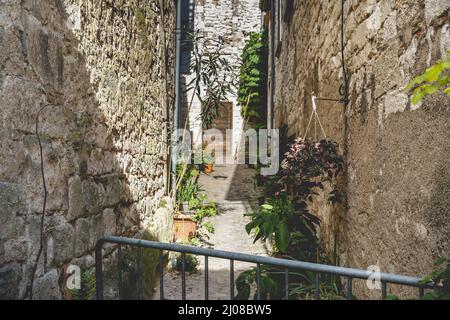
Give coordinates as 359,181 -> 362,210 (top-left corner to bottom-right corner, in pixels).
95,236 -> 433,300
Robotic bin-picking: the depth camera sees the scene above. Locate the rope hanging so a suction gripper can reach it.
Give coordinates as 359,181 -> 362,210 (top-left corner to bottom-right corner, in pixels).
303,96 -> 328,141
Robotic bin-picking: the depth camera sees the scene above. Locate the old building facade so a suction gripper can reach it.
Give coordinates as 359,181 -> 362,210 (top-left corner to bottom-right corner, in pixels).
0,0 -> 175,299
263,0 -> 450,297
181,0 -> 261,154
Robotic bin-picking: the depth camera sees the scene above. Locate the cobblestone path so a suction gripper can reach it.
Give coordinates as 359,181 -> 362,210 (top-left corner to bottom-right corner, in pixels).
154,165 -> 267,300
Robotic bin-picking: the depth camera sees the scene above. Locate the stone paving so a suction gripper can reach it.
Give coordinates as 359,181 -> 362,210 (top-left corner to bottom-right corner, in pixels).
154,165 -> 267,300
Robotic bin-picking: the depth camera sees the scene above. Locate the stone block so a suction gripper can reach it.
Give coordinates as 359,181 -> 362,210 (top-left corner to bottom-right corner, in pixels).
89,213 -> 104,249
0,182 -> 26,240
68,176 -> 100,222
67,175 -> 83,221
104,176 -> 123,208
74,218 -> 90,257
81,178 -> 99,215
3,239 -> 28,262
0,263 -> 21,300
103,208 -> 117,236
425,0 -> 450,23
50,222 -> 74,266
32,269 -> 62,300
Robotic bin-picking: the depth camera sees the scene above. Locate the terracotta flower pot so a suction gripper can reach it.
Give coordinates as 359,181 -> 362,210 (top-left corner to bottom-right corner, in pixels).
203,164 -> 213,173
173,215 -> 197,242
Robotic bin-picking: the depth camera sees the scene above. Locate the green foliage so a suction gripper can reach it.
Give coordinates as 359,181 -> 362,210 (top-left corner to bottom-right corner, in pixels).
202,151 -> 215,165
238,32 -> 268,125
190,197 -> 218,223
235,266 -> 278,300
246,139 -> 343,258
189,195 -> 218,243
287,269 -> 342,300
67,268 -> 96,300
173,254 -> 199,273
382,257 -> 449,300
186,31 -> 236,129
245,197 -> 319,255
120,230 -> 161,299
177,164 -> 202,203
239,138 -> 345,300
176,160 -> 218,246
420,257 -> 450,300
406,51 -> 450,105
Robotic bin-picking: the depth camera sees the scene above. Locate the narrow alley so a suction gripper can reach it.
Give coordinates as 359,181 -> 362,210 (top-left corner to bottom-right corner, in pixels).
155,165 -> 268,300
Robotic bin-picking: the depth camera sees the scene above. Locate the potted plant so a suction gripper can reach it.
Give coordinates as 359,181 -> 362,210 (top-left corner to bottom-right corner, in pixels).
202,151 -> 214,173
173,213 -> 197,243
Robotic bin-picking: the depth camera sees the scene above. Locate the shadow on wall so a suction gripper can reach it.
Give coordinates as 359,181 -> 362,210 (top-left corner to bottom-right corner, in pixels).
0,1 -> 174,300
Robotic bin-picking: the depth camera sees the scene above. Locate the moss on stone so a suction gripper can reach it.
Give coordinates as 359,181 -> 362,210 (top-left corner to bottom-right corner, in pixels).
122,229 -> 161,300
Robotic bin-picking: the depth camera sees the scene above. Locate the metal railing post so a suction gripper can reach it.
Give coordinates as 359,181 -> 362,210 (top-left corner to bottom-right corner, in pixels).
95,242 -> 104,300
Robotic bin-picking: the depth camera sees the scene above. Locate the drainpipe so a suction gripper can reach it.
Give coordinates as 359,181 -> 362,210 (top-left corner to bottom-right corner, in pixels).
267,1 -> 276,132
172,0 -> 182,192
159,0 -> 170,195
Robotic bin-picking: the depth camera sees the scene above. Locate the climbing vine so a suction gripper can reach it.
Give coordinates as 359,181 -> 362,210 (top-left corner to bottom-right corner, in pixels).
238,31 -> 268,127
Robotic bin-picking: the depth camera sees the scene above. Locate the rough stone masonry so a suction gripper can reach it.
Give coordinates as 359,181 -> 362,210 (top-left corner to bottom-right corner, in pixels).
270,0 -> 450,297
0,0 -> 175,299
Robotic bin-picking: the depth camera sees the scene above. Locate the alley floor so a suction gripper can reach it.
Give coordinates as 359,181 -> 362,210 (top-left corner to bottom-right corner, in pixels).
154,165 -> 268,300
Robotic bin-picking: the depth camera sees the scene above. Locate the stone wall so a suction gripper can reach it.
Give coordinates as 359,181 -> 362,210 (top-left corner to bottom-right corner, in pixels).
270,0 -> 450,297
0,0 -> 175,299
184,0 -> 261,152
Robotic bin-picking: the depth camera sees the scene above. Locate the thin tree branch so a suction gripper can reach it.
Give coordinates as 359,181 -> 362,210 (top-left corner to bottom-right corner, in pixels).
26,104 -> 54,299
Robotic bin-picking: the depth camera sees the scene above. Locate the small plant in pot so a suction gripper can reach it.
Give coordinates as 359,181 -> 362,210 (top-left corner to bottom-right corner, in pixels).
173,213 -> 197,243
202,151 -> 215,173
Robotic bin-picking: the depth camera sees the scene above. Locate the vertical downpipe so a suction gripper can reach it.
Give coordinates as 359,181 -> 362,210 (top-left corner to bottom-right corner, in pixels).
266,0 -> 276,136
95,242 -> 104,300
172,0 -> 182,191
158,0 -> 170,195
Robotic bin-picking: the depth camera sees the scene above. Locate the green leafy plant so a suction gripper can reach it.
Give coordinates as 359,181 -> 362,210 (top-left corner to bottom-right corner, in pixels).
406,51 -> 450,105
245,197 -> 319,255
287,271 -> 342,300
186,31 -> 236,129
381,257 -> 449,300
191,200 -> 218,223
202,151 -> 215,165
177,164 -> 202,203
171,30 -> 236,209
420,257 -> 450,300
239,138 -> 345,300
238,32 -> 268,126
173,253 -> 199,273
67,268 -> 96,300
235,265 -> 278,300
246,139 -> 343,257
185,194 -> 218,243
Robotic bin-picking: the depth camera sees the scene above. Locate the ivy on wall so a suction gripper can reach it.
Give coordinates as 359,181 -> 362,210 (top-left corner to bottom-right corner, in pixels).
238,31 -> 269,127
